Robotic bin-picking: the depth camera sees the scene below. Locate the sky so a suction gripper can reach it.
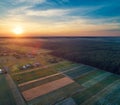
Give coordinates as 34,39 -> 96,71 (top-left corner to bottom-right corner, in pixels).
0,0 -> 120,36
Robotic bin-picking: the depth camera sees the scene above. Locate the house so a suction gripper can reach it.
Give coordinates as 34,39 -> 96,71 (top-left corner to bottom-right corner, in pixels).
19,64 -> 33,70
0,69 -> 2,74
0,68 -> 7,74
26,64 -> 33,68
33,62 -> 41,67
23,65 -> 27,70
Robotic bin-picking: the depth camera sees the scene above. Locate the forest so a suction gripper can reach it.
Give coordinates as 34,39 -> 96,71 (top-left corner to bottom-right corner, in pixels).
41,37 -> 120,75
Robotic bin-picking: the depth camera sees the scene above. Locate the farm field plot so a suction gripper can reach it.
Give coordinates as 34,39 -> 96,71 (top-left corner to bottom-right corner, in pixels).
12,67 -> 58,84
74,70 -> 105,84
0,75 -> 16,105
12,61 -> 79,84
93,80 -> 120,105
82,72 -> 112,88
64,65 -> 97,79
28,82 -> 82,105
55,97 -> 77,105
56,63 -> 81,72
72,75 -> 119,105
19,74 -> 65,91
22,77 -> 74,101
80,80 -> 120,105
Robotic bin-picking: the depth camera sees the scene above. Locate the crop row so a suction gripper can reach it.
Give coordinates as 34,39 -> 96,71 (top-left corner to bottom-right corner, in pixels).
64,65 -> 96,79
74,70 -> 105,84
94,80 -> 120,105
72,75 -> 119,105
82,72 -> 112,88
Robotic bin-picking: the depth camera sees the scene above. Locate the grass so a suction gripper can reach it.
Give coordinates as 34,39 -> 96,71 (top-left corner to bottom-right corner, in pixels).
72,75 -> 119,105
56,63 -> 81,72
64,65 -> 96,79
0,75 -> 16,105
12,61 -> 76,84
11,60 -> 70,74
82,72 -> 111,88
74,70 -> 105,84
55,97 -> 76,105
93,81 -> 120,105
12,67 -> 58,84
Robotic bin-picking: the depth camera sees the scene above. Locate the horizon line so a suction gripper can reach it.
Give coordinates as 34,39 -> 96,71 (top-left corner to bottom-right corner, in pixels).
0,36 -> 120,39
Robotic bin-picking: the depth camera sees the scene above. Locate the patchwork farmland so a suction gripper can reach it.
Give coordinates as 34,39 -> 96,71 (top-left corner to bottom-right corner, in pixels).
16,62 -> 120,105
0,41 -> 120,105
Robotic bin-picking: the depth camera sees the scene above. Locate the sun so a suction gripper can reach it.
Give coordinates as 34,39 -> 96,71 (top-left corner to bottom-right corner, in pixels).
13,26 -> 24,35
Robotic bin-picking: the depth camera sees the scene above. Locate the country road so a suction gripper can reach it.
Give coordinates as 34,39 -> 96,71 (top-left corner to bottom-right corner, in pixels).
5,74 -> 27,105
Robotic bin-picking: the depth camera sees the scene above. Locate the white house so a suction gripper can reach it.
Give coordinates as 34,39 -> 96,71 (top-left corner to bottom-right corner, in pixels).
0,69 -> 2,74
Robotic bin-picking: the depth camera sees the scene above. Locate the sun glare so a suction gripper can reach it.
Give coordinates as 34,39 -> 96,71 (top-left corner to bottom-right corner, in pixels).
13,26 -> 24,35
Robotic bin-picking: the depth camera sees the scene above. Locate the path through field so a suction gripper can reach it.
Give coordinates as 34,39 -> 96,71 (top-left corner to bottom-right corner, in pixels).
5,74 -> 26,105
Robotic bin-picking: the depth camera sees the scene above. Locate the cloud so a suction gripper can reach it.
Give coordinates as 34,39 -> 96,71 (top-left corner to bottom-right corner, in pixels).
25,9 -> 71,17
0,0 -> 120,36
13,0 -> 46,5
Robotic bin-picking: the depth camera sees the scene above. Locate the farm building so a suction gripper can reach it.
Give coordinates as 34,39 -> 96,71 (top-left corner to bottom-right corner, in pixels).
19,64 -> 34,70
19,62 -> 41,70
0,68 -> 7,74
0,69 -> 2,74
33,62 -> 41,67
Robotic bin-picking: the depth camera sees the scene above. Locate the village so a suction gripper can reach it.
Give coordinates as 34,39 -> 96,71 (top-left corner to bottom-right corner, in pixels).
0,45 -> 59,74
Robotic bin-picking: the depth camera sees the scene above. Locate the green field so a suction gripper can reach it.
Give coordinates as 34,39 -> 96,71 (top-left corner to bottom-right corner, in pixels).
12,61 -> 78,84
72,75 -> 119,105
64,65 -> 96,79
12,67 -> 58,84
93,81 -> 120,105
0,75 -> 16,105
74,70 -> 105,84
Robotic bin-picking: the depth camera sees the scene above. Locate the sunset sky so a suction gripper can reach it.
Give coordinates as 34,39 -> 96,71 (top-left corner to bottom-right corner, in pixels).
0,0 -> 120,37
